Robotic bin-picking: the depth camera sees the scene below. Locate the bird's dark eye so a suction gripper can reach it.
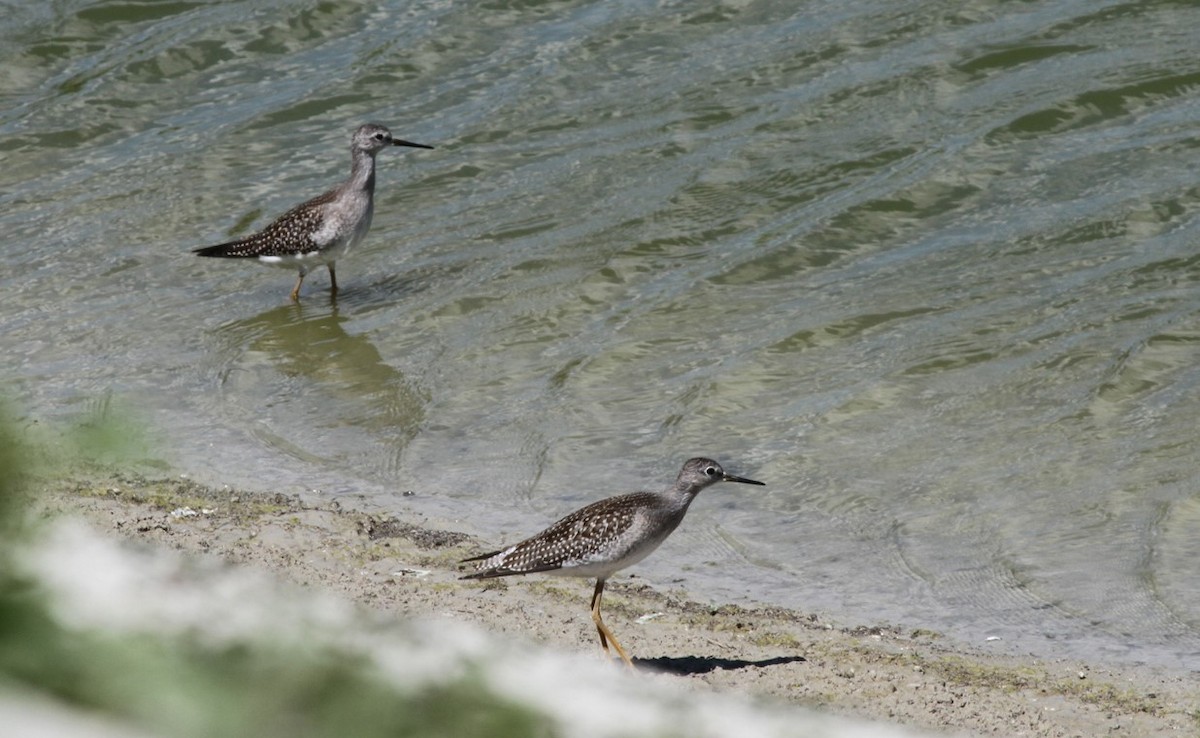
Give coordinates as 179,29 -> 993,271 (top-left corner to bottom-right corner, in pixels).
374,132 -> 386,140
705,467 -> 718,477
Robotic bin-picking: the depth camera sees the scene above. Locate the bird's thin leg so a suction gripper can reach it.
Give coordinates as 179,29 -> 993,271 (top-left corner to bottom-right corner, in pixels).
290,268 -> 307,302
327,262 -> 338,294
590,579 -> 633,668
591,580 -> 610,653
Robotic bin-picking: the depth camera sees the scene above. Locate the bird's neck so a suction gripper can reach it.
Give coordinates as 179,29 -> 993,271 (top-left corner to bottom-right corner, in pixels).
346,149 -> 378,194
662,486 -> 699,514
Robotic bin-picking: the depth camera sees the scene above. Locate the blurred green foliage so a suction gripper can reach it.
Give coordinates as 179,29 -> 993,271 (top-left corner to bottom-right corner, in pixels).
0,606 -> 553,738
0,392 -> 153,543
0,399 -> 30,543
0,399 -> 553,738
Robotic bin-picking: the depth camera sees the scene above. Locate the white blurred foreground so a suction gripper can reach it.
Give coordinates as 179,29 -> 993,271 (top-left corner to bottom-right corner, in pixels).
11,519 -> 936,738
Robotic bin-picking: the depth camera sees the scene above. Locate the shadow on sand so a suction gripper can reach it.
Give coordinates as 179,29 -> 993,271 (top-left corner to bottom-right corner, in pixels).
635,654 -> 805,675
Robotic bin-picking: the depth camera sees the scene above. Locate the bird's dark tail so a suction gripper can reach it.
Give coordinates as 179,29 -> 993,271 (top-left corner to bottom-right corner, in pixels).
460,549 -> 502,580
193,239 -> 254,258
460,549 -> 502,564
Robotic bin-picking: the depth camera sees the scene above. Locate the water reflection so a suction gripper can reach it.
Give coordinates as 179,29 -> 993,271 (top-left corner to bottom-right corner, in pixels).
212,300 -> 425,481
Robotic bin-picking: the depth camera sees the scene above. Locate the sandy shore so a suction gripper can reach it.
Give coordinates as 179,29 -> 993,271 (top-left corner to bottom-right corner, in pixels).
38,472 -> 1198,737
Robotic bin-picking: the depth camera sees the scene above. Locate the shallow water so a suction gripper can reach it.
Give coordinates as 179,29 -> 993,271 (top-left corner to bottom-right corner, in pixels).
4,0 -> 1200,670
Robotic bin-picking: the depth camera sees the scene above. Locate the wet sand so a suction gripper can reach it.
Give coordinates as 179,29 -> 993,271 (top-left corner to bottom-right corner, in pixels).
38,473 -> 1199,737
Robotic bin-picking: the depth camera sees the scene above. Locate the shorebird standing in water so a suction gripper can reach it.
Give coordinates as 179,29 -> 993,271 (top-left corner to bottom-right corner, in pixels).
462,457 -> 765,667
193,123 -> 433,301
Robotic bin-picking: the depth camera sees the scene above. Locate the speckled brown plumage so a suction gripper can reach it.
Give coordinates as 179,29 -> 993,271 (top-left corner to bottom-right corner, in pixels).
462,491 -> 658,577
194,190 -> 336,259
462,457 -> 765,666
193,123 -> 432,301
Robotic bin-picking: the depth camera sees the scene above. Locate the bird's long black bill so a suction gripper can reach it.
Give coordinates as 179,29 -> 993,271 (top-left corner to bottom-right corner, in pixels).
724,473 -> 765,486
393,139 -> 434,149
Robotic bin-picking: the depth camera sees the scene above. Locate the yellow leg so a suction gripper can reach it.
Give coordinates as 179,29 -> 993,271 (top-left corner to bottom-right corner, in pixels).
290,272 -> 305,302
328,262 -> 338,294
591,580 -> 610,653
591,579 -> 633,668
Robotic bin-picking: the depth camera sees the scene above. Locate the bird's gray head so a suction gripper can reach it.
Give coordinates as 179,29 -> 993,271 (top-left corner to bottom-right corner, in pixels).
677,457 -> 765,494
352,123 -> 434,154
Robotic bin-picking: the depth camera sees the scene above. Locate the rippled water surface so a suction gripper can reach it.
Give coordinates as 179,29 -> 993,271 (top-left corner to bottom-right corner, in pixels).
4,0 -> 1200,670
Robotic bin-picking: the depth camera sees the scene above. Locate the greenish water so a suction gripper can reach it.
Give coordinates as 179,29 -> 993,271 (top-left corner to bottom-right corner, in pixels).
3,0 -> 1200,670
